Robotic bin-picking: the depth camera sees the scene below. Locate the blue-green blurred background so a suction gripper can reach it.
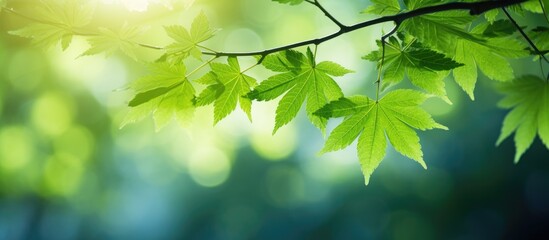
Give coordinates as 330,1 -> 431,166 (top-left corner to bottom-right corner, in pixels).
0,0 -> 548,239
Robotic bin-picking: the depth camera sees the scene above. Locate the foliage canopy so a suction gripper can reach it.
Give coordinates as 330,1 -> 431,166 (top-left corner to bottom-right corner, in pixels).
2,0 -> 548,185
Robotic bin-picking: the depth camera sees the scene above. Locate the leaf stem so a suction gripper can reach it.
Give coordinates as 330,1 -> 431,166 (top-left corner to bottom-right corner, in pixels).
501,7 -> 549,64
242,62 -> 259,74
137,43 -> 164,50
186,56 -> 218,78
305,0 -> 346,29
198,45 -> 218,54
376,24 -> 400,101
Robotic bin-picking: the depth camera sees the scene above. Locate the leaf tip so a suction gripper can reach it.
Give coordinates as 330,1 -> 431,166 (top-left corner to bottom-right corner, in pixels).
436,123 -> 449,131
272,125 -> 280,135
495,135 -> 505,146
318,146 -> 330,155
513,147 -> 527,164
213,117 -> 221,126
363,176 -> 371,186
467,92 -> 475,101
441,96 -> 453,105
418,159 -> 428,170
513,154 -> 521,164
272,119 -> 288,135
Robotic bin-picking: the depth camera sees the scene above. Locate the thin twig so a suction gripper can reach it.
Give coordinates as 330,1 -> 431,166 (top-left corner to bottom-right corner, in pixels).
305,0 -> 346,29
501,7 -> 549,63
198,45 -> 218,54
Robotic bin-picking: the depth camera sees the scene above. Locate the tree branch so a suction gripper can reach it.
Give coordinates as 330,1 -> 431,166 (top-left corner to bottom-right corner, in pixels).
2,0 -> 530,59
205,0 -> 528,58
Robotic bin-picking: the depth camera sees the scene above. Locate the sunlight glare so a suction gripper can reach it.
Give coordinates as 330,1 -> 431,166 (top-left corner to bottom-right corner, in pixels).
100,0 -> 195,12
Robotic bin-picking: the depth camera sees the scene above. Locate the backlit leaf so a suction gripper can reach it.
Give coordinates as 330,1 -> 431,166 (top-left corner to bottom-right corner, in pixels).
195,57 -> 258,123
453,25 -> 528,99
364,37 -> 462,100
317,90 -> 447,185
401,8 -> 480,54
496,75 -> 549,163
272,0 -> 304,5
81,25 -> 142,60
362,0 -> 401,16
9,0 -> 93,50
250,48 -> 353,133
123,62 -> 195,130
164,11 -> 217,63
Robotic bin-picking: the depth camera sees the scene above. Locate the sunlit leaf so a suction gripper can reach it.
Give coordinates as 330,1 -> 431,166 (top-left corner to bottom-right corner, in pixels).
123,62 -> 195,130
272,0 -> 304,5
249,48 -> 353,133
484,9 -> 499,23
9,0 -> 93,50
316,90 -> 447,185
364,37 -> 462,101
453,24 -> 528,100
195,57 -> 258,123
362,0 -> 401,16
496,75 -> 549,163
530,27 -> 549,51
522,0 -> 543,13
164,11 -> 217,63
401,3 -> 480,54
81,25 -> 142,60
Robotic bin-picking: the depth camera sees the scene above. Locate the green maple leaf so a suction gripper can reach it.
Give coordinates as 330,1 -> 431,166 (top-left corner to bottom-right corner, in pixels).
249,48 -> 353,134
272,0 -> 304,5
481,20 -> 517,38
164,11 -> 217,63
496,75 -> 549,163
316,90 -> 447,185
363,36 -> 463,101
530,27 -> 549,52
453,23 -> 528,99
484,9 -> 499,23
521,0 -> 544,13
194,57 -> 258,123
9,0 -> 93,50
81,25 -> 142,60
122,62 -> 195,130
362,0 -> 401,16
401,0 -> 481,54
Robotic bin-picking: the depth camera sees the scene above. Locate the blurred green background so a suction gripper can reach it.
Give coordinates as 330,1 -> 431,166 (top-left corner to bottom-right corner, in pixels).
0,0 -> 548,239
